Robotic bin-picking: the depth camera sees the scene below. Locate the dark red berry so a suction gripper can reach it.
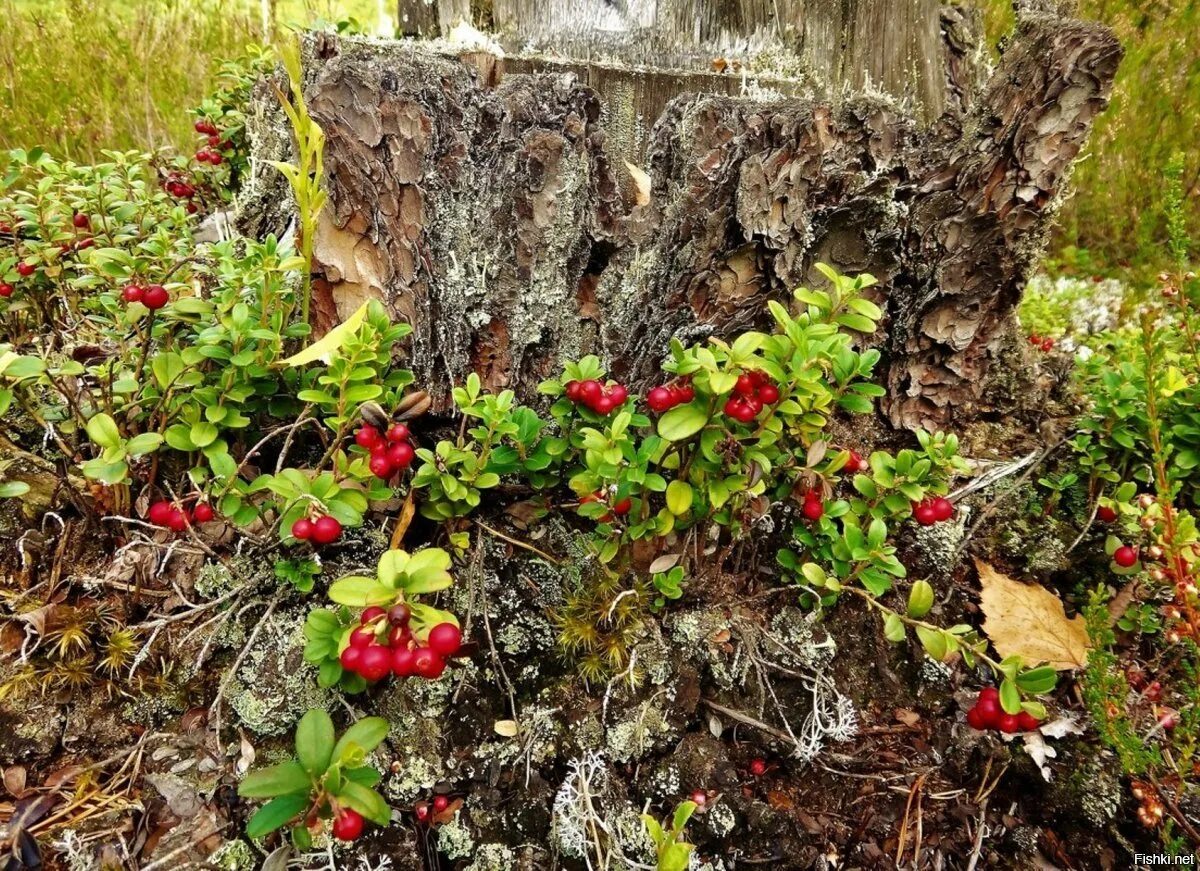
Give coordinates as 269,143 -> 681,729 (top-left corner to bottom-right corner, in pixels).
1113,545 -> 1138,568
997,713 -> 1020,734
735,374 -> 756,396
607,384 -> 628,405
369,453 -> 394,479
388,603 -> 412,625
415,803 -> 430,823
593,394 -> 616,415
349,626 -> 377,648
360,606 -> 386,624
122,284 -> 144,303
756,383 -> 780,404
332,808 -> 364,841
1040,337 -> 1054,352
966,706 -> 987,730
428,623 -> 462,657
391,645 -> 417,677
387,624 -> 412,648
358,644 -> 392,681
17,262 -> 35,277
914,501 -> 937,526
678,384 -> 695,403
432,795 -> 449,813
748,758 -> 767,777
578,380 -> 602,406
387,441 -> 415,469
386,423 -> 410,443
412,647 -> 446,679
1097,505 -> 1118,523
979,687 -> 1000,704
192,502 -> 215,523
72,212 -> 90,229
1028,334 -> 1041,345
167,509 -> 189,532
564,380 -> 582,401
612,497 -> 632,516
209,152 -> 223,165
1017,711 -> 1040,731
312,515 -> 343,545
802,497 -> 824,521
975,697 -> 1000,728
142,285 -> 169,309
0,283 -> 12,298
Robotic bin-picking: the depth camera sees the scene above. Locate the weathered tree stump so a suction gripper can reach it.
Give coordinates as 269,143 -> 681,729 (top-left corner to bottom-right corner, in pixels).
241,4 -> 1119,430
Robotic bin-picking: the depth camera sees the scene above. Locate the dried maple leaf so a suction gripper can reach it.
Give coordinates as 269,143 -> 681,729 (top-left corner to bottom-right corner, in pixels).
975,558 -> 1090,670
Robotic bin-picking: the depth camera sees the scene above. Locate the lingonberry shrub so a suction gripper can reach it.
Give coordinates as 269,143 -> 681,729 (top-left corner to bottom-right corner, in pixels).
238,710 -> 390,848
302,547 -> 463,693
640,800 -> 698,871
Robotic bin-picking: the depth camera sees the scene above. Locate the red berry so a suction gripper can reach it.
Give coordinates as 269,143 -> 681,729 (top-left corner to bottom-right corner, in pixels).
756,383 -> 780,404
748,758 -> 767,777
192,502 -> 215,523
1028,334 -> 1041,345
415,804 -> 430,823
690,790 -> 707,807
332,808 -> 364,841
388,603 -> 412,625
975,697 -> 1001,727
72,212 -> 90,229
593,394 -> 616,415
167,509 -> 189,532
387,624 -> 412,648
209,152 -> 223,165
578,380 -> 602,406
142,285 -> 169,309
340,644 -> 364,672
678,384 -> 695,403
966,706 -> 987,730
17,262 -> 35,277
978,687 -> 1000,704
392,645 -> 417,677
612,497 -> 632,516
997,713 -> 1020,734
122,284 -> 144,303
736,401 -> 758,423
312,515 -> 343,545
647,386 -> 673,412
723,398 -> 742,419
369,453 -> 394,479
931,497 -> 954,522
386,423 -> 410,443
428,622 -> 462,657
1040,337 -> 1054,352
387,441 -> 415,469
412,647 -> 446,679
358,644 -> 392,681
607,384 -> 627,405
207,135 -> 221,148
802,498 -> 824,521
1017,711 -> 1040,731
734,374 -> 756,396
432,795 -> 449,813
147,501 -> 173,526
914,502 -> 937,526
360,606 -> 386,624
1113,545 -> 1138,568
1097,505 -> 1118,523
564,380 -> 582,401
355,425 -> 383,449
194,119 -> 217,135
0,283 -> 12,298
195,150 -> 210,163
349,626 -> 376,648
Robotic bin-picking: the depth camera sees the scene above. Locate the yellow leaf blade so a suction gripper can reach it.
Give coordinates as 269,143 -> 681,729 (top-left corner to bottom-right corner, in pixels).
975,558 -> 1090,670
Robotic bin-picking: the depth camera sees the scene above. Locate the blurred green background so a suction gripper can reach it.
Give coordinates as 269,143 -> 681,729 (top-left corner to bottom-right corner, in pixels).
2,0 -> 1194,273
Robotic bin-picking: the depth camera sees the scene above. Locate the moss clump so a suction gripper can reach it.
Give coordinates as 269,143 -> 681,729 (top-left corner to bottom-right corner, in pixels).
205,840 -> 256,871
464,844 -> 517,871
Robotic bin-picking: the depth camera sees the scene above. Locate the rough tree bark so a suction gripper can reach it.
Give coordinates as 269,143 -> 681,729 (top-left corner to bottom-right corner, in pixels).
240,5 -> 1119,430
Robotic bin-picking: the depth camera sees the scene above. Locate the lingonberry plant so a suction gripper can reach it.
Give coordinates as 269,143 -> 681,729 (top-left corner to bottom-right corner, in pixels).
238,710 -> 391,848
640,799 -> 698,871
303,547 -> 464,693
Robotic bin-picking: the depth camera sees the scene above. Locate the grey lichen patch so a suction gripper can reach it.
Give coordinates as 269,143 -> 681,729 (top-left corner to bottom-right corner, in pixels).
437,810 -> 476,860
606,692 -> 674,763
645,762 -> 681,801
227,607 -> 334,737
766,607 -> 835,672
464,844 -> 517,871
704,800 -> 737,839
913,513 -> 967,578
552,753 -> 654,866
205,840 -> 257,871
470,703 -> 562,774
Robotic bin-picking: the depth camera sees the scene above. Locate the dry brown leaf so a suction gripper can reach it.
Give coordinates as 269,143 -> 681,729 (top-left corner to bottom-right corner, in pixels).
975,558 -> 1090,670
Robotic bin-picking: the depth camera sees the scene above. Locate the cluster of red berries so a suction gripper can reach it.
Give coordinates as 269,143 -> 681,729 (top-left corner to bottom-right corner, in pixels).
291,514 -> 343,545
564,379 -> 628,415
355,422 -> 414,480
147,499 -> 215,531
645,379 -> 695,413
413,795 -> 452,824
162,170 -> 199,213
338,604 -> 463,683
801,489 -> 825,521
121,283 -> 170,310
1028,334 -> 1055,352
193,119 -> 229,165
723,371 -> 780,423
911,496 -> 955,526
965,687 -> 1041,733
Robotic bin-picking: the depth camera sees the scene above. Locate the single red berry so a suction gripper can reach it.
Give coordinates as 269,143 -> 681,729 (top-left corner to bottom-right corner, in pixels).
757,383 -> 780,404
690,789 -> 707,807
415,803 -> 430,823
1113,545 -> 1138,568
209,152 -> 223,165
388,603 -> 412,625
387,441 -> 415,469
1040,337 -> 1054,352
847,450 -> 865,473
392,645 -> 417,677
593,394 -> 616,415
607,384 -> 628,405
349,626 -> 377,648
978,687 -> 1000,704
579,380 -> 602,406
1028,334 -> 1041,345
723,398 -> 743,419
412,647 -> 446,679
192,502 -> 215,523
142,285 -> 169,310
966,706 -> 987,730
355,425 -> 383,449
428,623 -> 463,657
332,808 -> 364,841
361,606 -> 386,624
386,423 -> 410,443
17,262 -> 35,277
369,453 -> 394,479
358,644 -> 392,681
564,380 -> 582,401
167,508 -> 190,532
975,697 -> 1001,727
997,713 -> 1020,734
612,497 -> 632,516
735,374 -> 756,396
195,150 -> 210,163
647,386 -> 673,412
207,134 -> 221,147
0,283 -> 12,298
387,624 -> 412,649
312,515 -> 343,545
147,501 -> 173,526
678,384 -> 695,403
186,202 -> 198,214
1097,504 -> 1118,523
1017,711 -> 1041,731
931,497 -> 954,522
748,758 -> 767,777
122,284 -> 144,303
340,644 -> 364,672
1159,708 -> 1179,730
802,498 -> 824,521
736,401 -> 758,423
432,795 -> 449,813
72,212 -> 90,229
914,502 -> 937,526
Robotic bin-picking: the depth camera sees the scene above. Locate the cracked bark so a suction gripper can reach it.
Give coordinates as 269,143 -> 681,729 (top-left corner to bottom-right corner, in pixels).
241,8 -> 1120,430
